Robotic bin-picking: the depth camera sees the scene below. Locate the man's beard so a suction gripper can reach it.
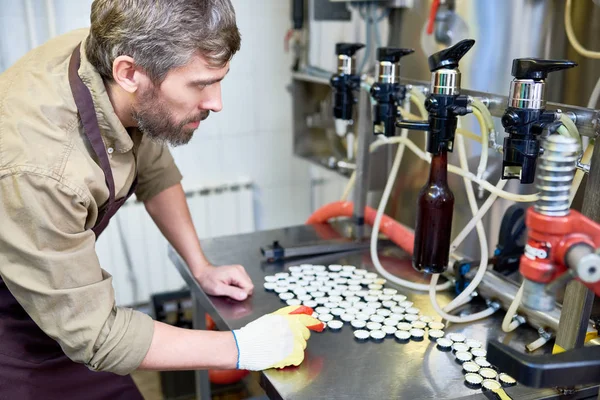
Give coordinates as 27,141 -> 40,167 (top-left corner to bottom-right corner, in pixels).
131,86 -> 209,146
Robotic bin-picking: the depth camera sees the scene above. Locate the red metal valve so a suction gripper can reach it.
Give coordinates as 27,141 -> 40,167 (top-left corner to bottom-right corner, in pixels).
520,208 -> 600,295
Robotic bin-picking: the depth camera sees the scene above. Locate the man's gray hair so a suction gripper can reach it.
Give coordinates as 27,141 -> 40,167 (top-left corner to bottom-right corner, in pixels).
85,0 -> 241,83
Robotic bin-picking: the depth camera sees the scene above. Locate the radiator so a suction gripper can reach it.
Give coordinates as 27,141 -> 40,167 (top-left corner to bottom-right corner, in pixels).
95,180 -> 255,307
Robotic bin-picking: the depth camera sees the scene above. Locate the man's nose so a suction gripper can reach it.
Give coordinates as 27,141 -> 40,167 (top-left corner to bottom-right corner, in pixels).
200,82 -> 223,112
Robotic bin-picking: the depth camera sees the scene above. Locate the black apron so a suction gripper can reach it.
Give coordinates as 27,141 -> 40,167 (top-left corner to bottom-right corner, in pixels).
0,44 -> 143,400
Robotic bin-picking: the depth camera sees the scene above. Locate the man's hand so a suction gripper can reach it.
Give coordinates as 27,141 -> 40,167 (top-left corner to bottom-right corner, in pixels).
195,265 -> 254,301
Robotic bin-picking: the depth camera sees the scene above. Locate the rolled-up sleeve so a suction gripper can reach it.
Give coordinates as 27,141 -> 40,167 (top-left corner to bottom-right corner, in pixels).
0,171 -> 154,375
134,136 -> 183,202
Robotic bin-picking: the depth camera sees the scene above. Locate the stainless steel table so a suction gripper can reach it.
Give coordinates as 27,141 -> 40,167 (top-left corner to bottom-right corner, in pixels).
168,221 -> 599,400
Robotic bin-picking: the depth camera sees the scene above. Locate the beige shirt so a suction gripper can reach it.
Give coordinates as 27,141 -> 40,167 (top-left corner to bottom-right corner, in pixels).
0,29 -> 183,375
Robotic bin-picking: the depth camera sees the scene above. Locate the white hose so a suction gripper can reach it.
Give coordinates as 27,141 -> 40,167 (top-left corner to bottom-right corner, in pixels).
449,178 -> 507,253
501,282 -> 525,332
429,274 -> 498,323
369,137 -> 538,203
439,133 -> 495,316
565,0 -> 600,59
588,76 -> 600,109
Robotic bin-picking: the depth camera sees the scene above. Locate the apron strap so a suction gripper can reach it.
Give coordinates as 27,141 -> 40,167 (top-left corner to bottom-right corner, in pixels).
68,44 -> 116,213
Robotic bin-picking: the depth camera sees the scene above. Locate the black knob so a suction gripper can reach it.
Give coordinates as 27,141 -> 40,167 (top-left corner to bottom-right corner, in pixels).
376,47 -> 414,63
512,58 -> 577,80
501,111 -> 521,128
428,39 -> 476,72
335,42 -> 365,56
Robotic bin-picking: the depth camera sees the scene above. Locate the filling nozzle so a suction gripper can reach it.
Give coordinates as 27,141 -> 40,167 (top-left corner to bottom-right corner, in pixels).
501,58 -> 577,184
409,38 -> 476,274
370,47 -> 414,137
330,43 -> 365,135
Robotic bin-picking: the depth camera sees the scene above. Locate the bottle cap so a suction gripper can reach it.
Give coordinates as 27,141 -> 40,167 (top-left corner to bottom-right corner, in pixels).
466,339 -> 482,349
265,276 -> 278,282
319,314 -> 333,322
447,333 -> 466,343
464,373 -> 483,388
341,313 -> 354,322
331,308 -> 345,316
479,368 -> 498,380
377,309 -> 392,317
379,295 -> 393,302
391,306 -> 405,314
355,312 -> 369,321
354,269 -> 368,276
419,316 -> 434,323
410,328 -> 425,339
351,320 -> 367,329
455,351 -> 473,363
395,330 -> 411,341
328,320 -> 343,330
499,373 -> 517,387
400,301 -> 414,308
428,329 -> 445,339
482,379 -> 502,392
453,343 -> 470,353
406,307 -> 420,315
289,266 -> 302,273
374,278 -> 387,285
370,330 -> 386,340
462,362 -> 481,374
328,264 -> 342,272
370,314 -> 385,323
303,300 -> 318,308
397,322 -> 412,331
384,318 -> 399,327
286,299 -> 302,306
436,338 -> 454,350
475,357 -> 491,368
382,325 -> 397,335
471,348 -> 487,358
264,282 -> 277,290
404,314 -> 419,322
393,294 -> 408,302
279,292 -> 294,300
354,329 -> 370,340
366,322 -> 383,331
429,321 -> 445,330
411,321 -> 427,329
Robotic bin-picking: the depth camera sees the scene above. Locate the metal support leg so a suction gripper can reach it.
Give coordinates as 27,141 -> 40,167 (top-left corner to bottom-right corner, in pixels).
192,291 -> 211,400
556,135 -> 600,352
352,88 -> 372,240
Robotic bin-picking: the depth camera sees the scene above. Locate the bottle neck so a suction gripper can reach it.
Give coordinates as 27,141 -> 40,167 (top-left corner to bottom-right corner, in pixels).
428,150 -> 449,184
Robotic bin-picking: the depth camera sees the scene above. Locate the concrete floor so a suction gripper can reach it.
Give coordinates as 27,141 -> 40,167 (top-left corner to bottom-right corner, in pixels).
131,370 -> 266,400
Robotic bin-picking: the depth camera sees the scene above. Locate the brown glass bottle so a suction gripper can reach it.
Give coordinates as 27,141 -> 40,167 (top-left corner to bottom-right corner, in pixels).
413,150 -> 454,274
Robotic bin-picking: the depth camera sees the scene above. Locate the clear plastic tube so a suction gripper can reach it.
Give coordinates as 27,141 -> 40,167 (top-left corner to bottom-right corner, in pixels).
429,274 -> 498,323
588,76 -> 600,109
501,282 -> 525,332
449,178 -> 507,253
440,133 -> 494,315
369,137 -> 538,202
565,0 -> 600,59
471,108 -> 489,180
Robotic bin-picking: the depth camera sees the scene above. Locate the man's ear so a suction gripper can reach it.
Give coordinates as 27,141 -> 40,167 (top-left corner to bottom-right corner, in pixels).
112,55 -> 147,93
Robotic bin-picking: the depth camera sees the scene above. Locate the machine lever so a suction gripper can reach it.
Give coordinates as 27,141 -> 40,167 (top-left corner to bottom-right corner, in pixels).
487,340 -> 600,388
512,58 -> 578,80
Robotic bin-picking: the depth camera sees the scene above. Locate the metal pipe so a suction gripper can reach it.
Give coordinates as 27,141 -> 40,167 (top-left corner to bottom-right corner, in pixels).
467,269 -> 596,335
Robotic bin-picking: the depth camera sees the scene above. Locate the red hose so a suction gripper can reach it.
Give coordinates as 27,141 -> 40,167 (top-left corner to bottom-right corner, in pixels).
427,0 -> 440,35
306,201 -> 414,256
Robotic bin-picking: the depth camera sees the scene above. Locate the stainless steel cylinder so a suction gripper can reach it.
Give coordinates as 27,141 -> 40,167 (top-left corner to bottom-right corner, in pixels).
535,135 -> 581,217
377,61 -> 400,84
337,54 -> 354,75
508,79 -> 546,109
430,69 -> 461,95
